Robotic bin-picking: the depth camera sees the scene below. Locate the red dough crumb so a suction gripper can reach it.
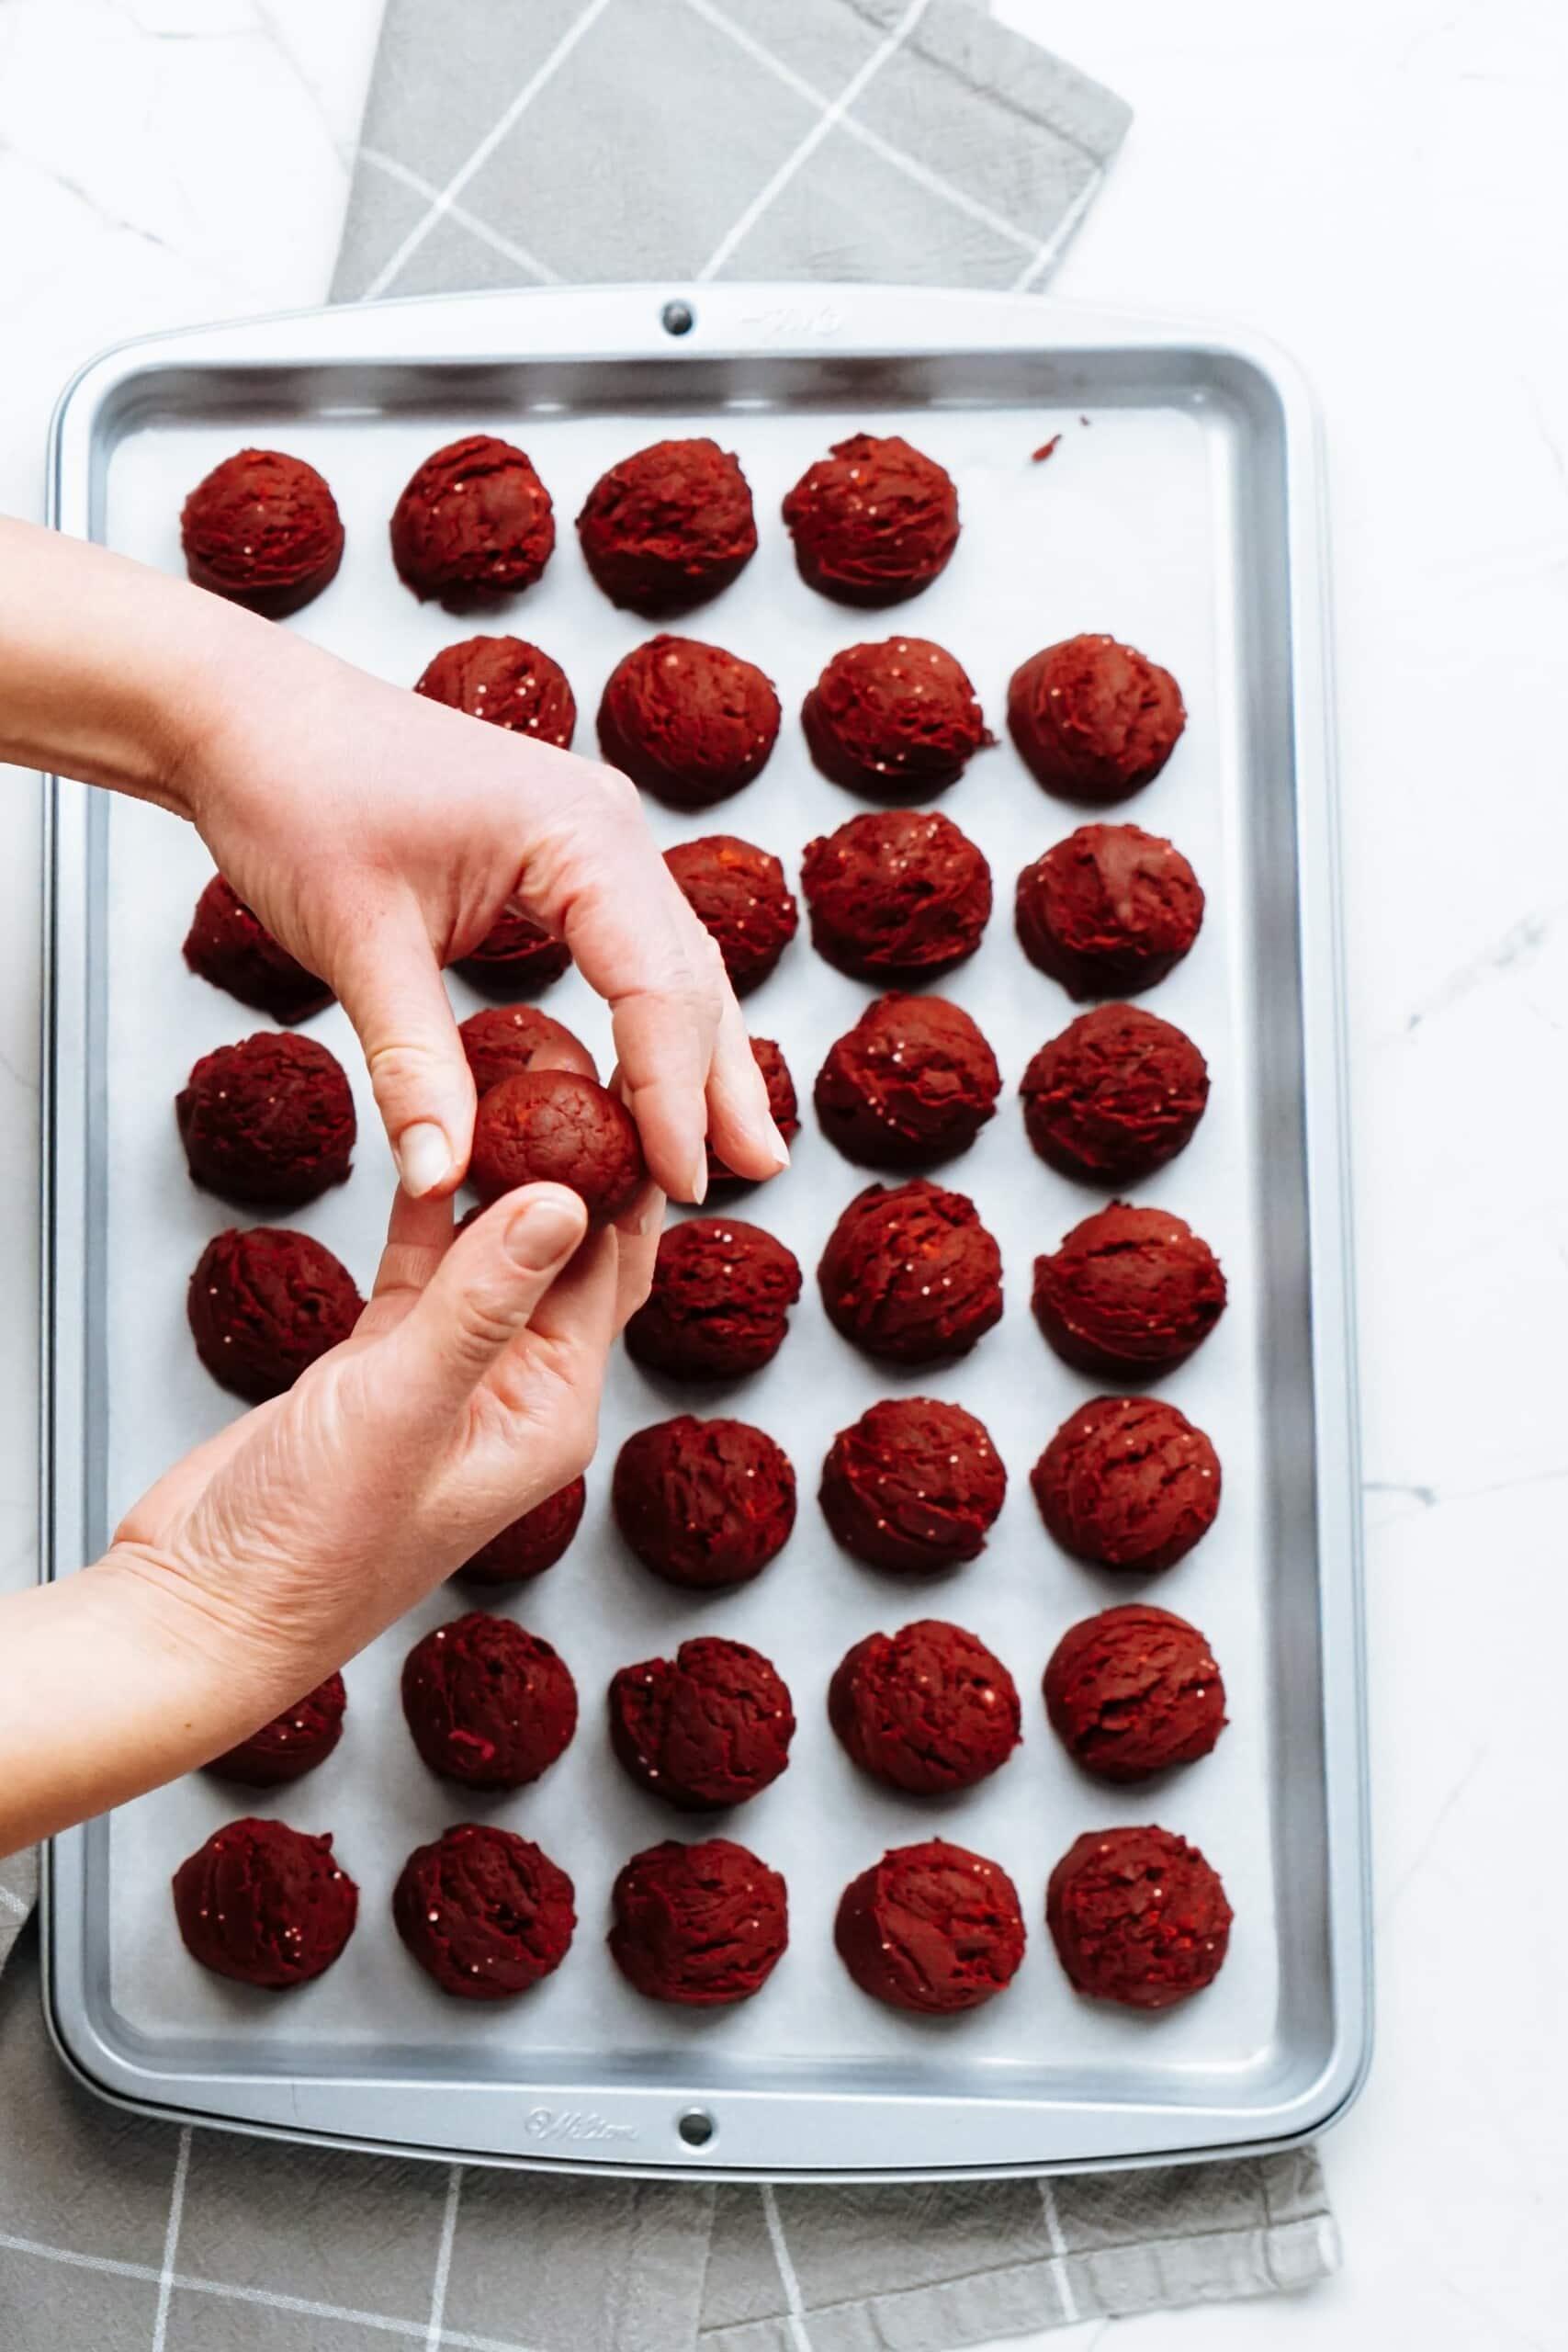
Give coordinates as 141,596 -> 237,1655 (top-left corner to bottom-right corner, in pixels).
458,1005 -> 596,1097
801,638 -> 991,797
455,1476 -> 588,1587
1032,1395 -> 1221,1573
665,835 -> 798,994
414,635 -> 576,747
609,1637 -> 795,1810
180,448 -> 343,617
1021,1005 -> 1209,1184
187,1227 -> 362,1403
1044,1605 -> 1226,1781
835,1839 -> 1025,2013
1032,1204 -> 1226,1377
1016,824 -> 1204,1000
172,1817 -> 357,1988
706,1037 -> 799,1187
612,1415 -> 795,1590
390,434 -> 555,602
1046,1825 -> 1232,2008
626,1216 -> 802,1379
176,1032 -> 355,1208
453,910 -> 570,996
1008,635 -> 1186,803
829,1621 -> 1021,1794
800,809 -> 992,980
815,992 -> 1000,1169
469,1069 -> 646,1225
577,437 -> 758,615
782,434 -> 959,605
400,1612 -> 577,1791
208,1675 -> 346,1788
393,1824 -> 575,2001
609,1837 -> 788,2005
820,1397 -> 1006,1574
599,635 -> 780,808
818,1179 -> 1002,1364
184,876 -> 333,1024
1032,435 -> 1062,463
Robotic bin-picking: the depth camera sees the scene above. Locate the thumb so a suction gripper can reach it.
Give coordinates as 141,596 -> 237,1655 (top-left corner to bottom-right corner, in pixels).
379,1183 -> 588,1428
331,899 -> 477,1197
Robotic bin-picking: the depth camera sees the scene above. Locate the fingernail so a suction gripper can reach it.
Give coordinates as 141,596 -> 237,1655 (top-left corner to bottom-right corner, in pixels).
688,1158 -> 709,1207
761,1120 -> 791,1171
397,1122 -> 452,1198
504,1193 -> 585,1270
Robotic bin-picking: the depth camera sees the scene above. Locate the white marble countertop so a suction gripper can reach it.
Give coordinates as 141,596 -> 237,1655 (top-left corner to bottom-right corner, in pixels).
1,2 -> 1564,2346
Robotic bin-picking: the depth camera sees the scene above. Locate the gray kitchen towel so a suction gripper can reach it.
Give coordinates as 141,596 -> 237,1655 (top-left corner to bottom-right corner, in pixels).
3,5 -> 1340,2347
332,0 -> 1132,302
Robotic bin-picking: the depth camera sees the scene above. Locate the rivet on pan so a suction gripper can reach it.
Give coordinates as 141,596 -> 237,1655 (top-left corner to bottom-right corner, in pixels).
677,2109 -> 715,2147
661,299 -> 695,338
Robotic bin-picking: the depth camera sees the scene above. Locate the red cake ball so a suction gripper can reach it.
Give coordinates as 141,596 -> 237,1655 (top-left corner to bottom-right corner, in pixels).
180,448 -> 344,617
184,876 -> 333,1024
829,1621 -> 1021,1794
1032,1204 -> 1226,1378
608,1637 -> 795,1810
835,1840 -> 1024,2014
187,1227 -> 362,1404
612,1415 -> 795,1590
819,1397 -> 1006,1575
1046,1826 -> 1232,2009
393,1824 -> 575,2002
598,635 -> 780,808
172,1817 -> 357,1989
818,1180 -> 1002,1364
815,993 -> 1000,1169
1044,1606 -> 1226,1781
665,835 -> 797,994
176,1032 -> 355,1208
400,1613 -> 577,1791
414,635 -> 576,747
800,809 -> 991,980
706,1037 -> 799,1187
469,1069 -> 646,1225
802,639 -> 990,797
458,1004 -> 597,1097
1032,1395 -> 1221,1573
1008,635 -> 1186,803
455,1476 -> 587,1587
1016,824 -> 1204,1000
625,1216 -> 802,1379
208,1675 -> 347,1788
577,438 -> 758,615
609,1838 -> 788,2005
782,434 -> 959,605
390,434 -> 555,602
453,909 -> 571,996
1021,1005 -> 1209,1184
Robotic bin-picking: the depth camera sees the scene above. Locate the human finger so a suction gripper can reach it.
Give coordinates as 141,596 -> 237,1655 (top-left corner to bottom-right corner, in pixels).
330,894 -> 477,1197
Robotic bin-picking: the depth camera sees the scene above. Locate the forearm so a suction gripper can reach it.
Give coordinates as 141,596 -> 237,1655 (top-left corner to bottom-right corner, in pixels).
0,515 -> 268,813
0,1556 -> 292,1855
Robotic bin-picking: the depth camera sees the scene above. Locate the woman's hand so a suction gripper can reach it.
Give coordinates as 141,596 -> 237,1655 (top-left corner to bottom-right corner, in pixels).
179,625 -> 784,1200
0,1181 -> 659,1855
0,517 -> 789,1202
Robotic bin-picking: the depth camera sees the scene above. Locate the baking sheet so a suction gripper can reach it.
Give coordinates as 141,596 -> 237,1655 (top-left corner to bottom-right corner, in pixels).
43,286 -> 1367,2176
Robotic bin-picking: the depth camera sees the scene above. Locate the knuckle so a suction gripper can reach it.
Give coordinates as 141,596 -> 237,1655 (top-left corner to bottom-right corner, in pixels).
454,1291 -> 522,1358
366,1036 -> 442,1098
593,763 -> 640,817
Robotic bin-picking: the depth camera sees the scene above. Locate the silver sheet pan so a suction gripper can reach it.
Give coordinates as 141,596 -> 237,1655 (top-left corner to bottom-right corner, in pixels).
40,283 -> 1369,2178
